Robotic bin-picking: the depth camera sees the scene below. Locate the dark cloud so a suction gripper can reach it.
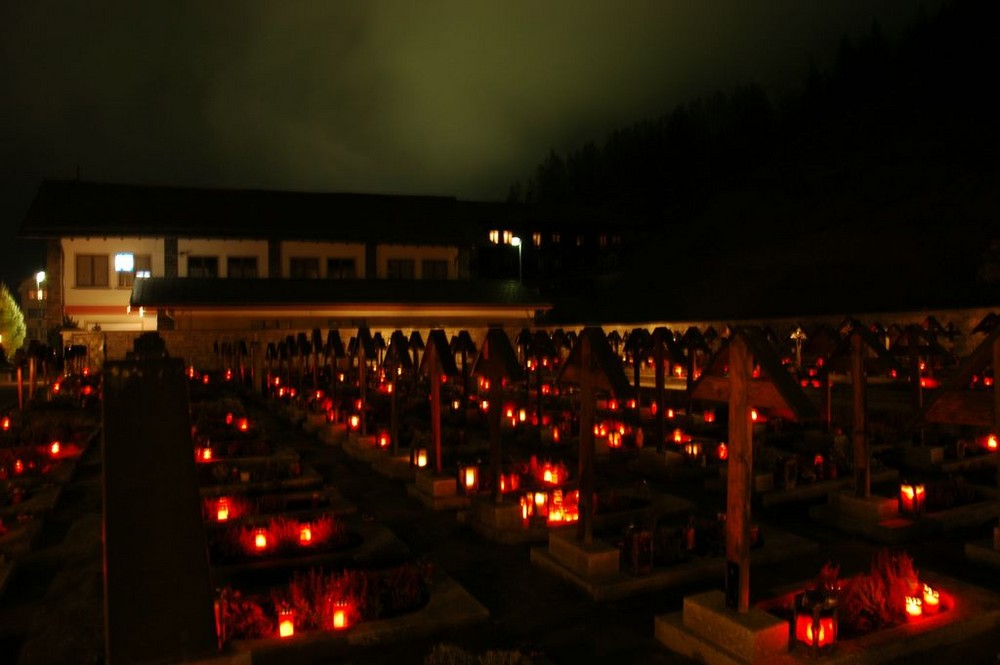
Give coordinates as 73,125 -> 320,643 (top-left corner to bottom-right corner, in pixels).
0,0 -> 942,283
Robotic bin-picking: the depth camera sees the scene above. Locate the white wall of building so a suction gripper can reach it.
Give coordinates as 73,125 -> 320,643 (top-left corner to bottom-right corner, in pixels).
376,244 -> 458,278
280,241 -> 366,278
178,238 -> 269,277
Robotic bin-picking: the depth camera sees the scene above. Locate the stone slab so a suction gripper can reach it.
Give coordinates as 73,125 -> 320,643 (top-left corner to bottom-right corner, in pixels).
343,435 -> 379,463
547,528 -> 620,579
406,483 -> 470,511
831,491 -> 899,523
371,454 -> 415,481
965,537 -> 1000,570
414,471 -> 458,498
680,590 -> 788,663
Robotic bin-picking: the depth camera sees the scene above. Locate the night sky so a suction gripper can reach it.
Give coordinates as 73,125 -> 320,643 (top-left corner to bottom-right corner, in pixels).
0,1 -> 941,286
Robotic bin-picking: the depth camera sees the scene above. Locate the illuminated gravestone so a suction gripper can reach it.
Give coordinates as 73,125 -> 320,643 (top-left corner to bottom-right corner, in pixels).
103,349 -> 217,664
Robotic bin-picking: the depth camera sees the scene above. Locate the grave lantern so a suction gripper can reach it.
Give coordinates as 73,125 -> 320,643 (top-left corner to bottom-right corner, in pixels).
459,463 -> 480,494
683,440 -> 702,462
331,600 -> 350,630
922,584 -> 940,614
703,409 -> 715,424
376,431 -> 390,449
986,433 -> 998,451
278,608 -> 295,638
49,441 -> 61,456
411,447 -> 428,468
899,482 -> 926,517
794,589 -> 837,654
349,414 -> 361,431
216,498 -> 230,522
299,523 -> 313,545
717,443 -> 729,461
1,416 -> 10,431
905,595 -> 923,619
253,528 -> 268,551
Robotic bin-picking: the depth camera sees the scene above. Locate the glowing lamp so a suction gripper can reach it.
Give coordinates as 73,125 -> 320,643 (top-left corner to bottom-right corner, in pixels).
499,473 -> 520,493
667,408 -> 675,419
552,427 -> 560,443
899,482 -> 926,517
985,376 -> 995,387
717,443 -> 729,461
199,447 -> 213,462
650,401 -> 657,415
703,409 -> 715,424
793,590 -> 838,653
481,378 -> 490,391
225,413 -> 234,425
451,399 -> 462,411
986,434 -> 998,451
518,408 -> 527,423
299,523 -> 313,545
202,374 -> 210,385
683,440 -> 702,461
216,498 -> 230,522
238,418 -> 249,432
673,429 -> 683,444
278,609 -> 295,638
349,414 -> 361,431
460,464 -> 479,494
627,398 -> 637,409
479,399 -> 489,413
608,398 -> 618,411
377,431 -> 390,448
608,431 -> 622,448
224,368 -> 232,381
254,528 -> 268,551
1,416 -> 10,431
504,404 -> 515,419
750,408 -> 759,422
541,383 -> 551,395
14,459 -> 24,475
50,441 -> 61,456
905,595 -> 923,619
332,603 -> 349,630
922,584 -> 939,614
413,447 -> 428,468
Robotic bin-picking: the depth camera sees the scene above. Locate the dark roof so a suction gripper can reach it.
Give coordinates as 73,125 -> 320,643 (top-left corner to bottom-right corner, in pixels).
19,179 -> 516,246
556,326 -> 632,396
130,277 -> 551,310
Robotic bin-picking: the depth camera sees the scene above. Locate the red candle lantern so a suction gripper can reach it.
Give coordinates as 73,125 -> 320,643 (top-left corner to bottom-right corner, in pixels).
922,584 -> 940,614
683,440 -> 703,462
50,441 -> 61,456
986,433 -> 998,452
199,447 -> 213,462
216,498 -> 230,522
905,595 -> 923,619
349,414 -> 361,431
299,523 -> 313,545
331,600 -> 350,630
411,447 -> 428,468
794,590 -> 838,653
717,443 -> 729,461
1,416 -> 10,431
899,482 -> 926,517
14,459 -> 24,475
703,409 -> 715,424
238,418 -> 249,432
377,431 -> 390,448
253,528 -> 268,551
278,608 -> 295,638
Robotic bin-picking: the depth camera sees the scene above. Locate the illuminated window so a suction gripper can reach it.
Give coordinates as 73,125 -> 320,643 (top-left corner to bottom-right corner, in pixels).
114,253 -> 134,272
327,258 -> 356,279
552,233 -> 561,244
488,230 -> 500,244
76,255 -> 109,287
422,259 -> 448,279
290,257 -> 320,278
188,256 -> 219,278
227,256 -> 258,278
502,230 -> 513,245
532,232 -> 542,247
118,253 -> 152,287
386,259 -> 415,279
612,234 -> 622,245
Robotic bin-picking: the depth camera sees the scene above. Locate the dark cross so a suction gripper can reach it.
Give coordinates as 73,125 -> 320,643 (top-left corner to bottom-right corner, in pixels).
419,330 -> 458,475
473,328 -> 523,505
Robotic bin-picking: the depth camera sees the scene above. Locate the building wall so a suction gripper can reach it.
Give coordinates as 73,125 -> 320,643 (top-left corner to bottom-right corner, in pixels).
375,244 -> 458,279
178,238 -> 269,277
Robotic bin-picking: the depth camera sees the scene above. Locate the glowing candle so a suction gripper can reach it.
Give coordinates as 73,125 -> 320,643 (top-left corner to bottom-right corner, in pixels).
254,528 -> 267,551
216,498 -> 230,522
278,609 -> 294,638
922,584 -> 940,614
905,595 -> 923,618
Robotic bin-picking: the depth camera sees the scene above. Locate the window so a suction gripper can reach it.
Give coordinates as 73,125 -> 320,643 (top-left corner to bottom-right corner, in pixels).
488,230 -> 500,244
327,258 -> 356,279
76,254 -> 109,287
290,257 -> 320,278
227,256 -> 258,278
422,259 -> 448,280
532,232 -> 542,247
552,233 -> 561,244
386,259 -> 415,279
188,256 -> 219,278
117,253 -> 152,288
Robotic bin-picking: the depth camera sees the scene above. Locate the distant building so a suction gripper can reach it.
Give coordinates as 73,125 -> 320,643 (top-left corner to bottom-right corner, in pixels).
16,271 -> 48,346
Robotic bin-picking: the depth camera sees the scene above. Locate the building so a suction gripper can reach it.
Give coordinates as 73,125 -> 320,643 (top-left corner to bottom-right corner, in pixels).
18,180 -> 559,366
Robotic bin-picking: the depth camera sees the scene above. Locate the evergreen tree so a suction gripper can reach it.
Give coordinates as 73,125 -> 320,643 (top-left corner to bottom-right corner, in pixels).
0,283 -> 27,355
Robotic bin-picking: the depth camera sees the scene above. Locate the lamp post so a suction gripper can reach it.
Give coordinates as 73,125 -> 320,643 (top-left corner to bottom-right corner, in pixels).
511,236 -> 522,282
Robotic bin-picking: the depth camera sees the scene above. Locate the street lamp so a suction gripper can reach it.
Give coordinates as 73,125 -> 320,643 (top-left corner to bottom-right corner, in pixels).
510,236 -> 522,282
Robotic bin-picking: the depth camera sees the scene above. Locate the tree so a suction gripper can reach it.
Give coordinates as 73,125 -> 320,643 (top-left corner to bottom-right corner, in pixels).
0,283 -> 27,354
